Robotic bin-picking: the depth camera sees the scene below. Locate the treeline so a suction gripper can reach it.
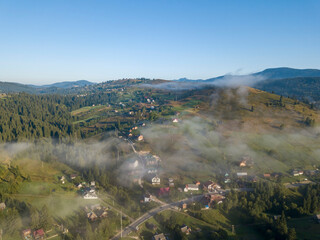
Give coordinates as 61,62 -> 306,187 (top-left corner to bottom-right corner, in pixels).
0,93 -> 80,142
0,92 -> 122,142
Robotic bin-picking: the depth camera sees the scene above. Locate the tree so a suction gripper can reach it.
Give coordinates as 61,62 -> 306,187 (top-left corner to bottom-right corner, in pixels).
275,211 -> 288,238
39,205 -> 51,230
287,228 -> 296,240
31,209 -> 40,229
3,208 -> 22,236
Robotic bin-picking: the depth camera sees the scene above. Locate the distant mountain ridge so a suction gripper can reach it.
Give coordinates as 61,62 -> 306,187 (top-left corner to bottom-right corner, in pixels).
40,80 -> 94,88
0,80 -> 95,94
176,67 -> 320,82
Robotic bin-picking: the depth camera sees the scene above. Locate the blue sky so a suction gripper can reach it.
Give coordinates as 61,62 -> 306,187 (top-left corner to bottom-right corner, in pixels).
0,0 -> 319,84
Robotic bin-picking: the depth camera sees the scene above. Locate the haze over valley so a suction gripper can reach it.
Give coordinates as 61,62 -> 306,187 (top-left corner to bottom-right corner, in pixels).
1,1 -> 320,240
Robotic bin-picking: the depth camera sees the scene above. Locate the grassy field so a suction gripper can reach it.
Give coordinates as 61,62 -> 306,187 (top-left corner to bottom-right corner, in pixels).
71,105 -> 109,116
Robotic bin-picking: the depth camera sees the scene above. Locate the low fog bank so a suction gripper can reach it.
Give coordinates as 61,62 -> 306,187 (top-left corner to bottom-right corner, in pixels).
141,116 -> 320,175
1,110 -> 320,188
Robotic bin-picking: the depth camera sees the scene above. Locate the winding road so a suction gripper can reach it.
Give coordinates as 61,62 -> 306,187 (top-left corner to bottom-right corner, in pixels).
110,194 -> 204,240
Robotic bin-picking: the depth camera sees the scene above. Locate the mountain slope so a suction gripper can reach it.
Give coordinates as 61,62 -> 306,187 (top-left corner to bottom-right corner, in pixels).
254,77 -> 320,104
0,81 -> 37,94
176,67 -> 320,82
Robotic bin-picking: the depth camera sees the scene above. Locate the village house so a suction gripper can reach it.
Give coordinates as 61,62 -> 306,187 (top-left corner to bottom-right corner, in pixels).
153,233 -> 167,240
203,181 -> 221,192
33,229 -> 45,240
292,170 -> 303,176
152,176 -> 161,185
0,202 -> 6,210
239,160 -> 247,167
315,214 -> 320,224
168,178 -> 174,187
203,181 -> 214,191
202,194 -> 225,207
83,191 -> 98,199
85,205 -> 108,219
137,135 -> 144,141
237,172 -> 248,178
239,156 -> 254,167
181,225 -> 192,235
70,174 -> 78,180
97,208 -> 108,218
76,183 -> 83,189
87,211 -> 98,221
144,193 -> 152,202
172,118 -> 179,123
224,178 -> 231,183
147,168 -> 158,174
145,154 -> 160,166
21,229 -> 32,240
159,187 -> 170,197
184,184 -> 199,192
181,203 -> 187,210
60,176 -> 65,184
263,173 -> 271,178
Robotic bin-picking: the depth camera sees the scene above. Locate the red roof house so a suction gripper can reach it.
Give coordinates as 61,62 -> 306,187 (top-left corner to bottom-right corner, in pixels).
159,187 -> 170,197
33,229 -> 45,240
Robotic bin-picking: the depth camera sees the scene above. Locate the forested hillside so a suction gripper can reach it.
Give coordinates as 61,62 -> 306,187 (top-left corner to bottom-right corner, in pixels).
0,94 -> 77,142
254,77 -> 320,106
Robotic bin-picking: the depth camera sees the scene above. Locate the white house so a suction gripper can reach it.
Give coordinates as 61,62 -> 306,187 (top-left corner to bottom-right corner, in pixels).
184,184 -> 199,192
60,176 -> 65,184
144,194 -> 152,202
237,172 -> 248,177
84,192 -> 98,200
292,170 -> 303,176
172,118 -> 179,123
152,176 -> 160,185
